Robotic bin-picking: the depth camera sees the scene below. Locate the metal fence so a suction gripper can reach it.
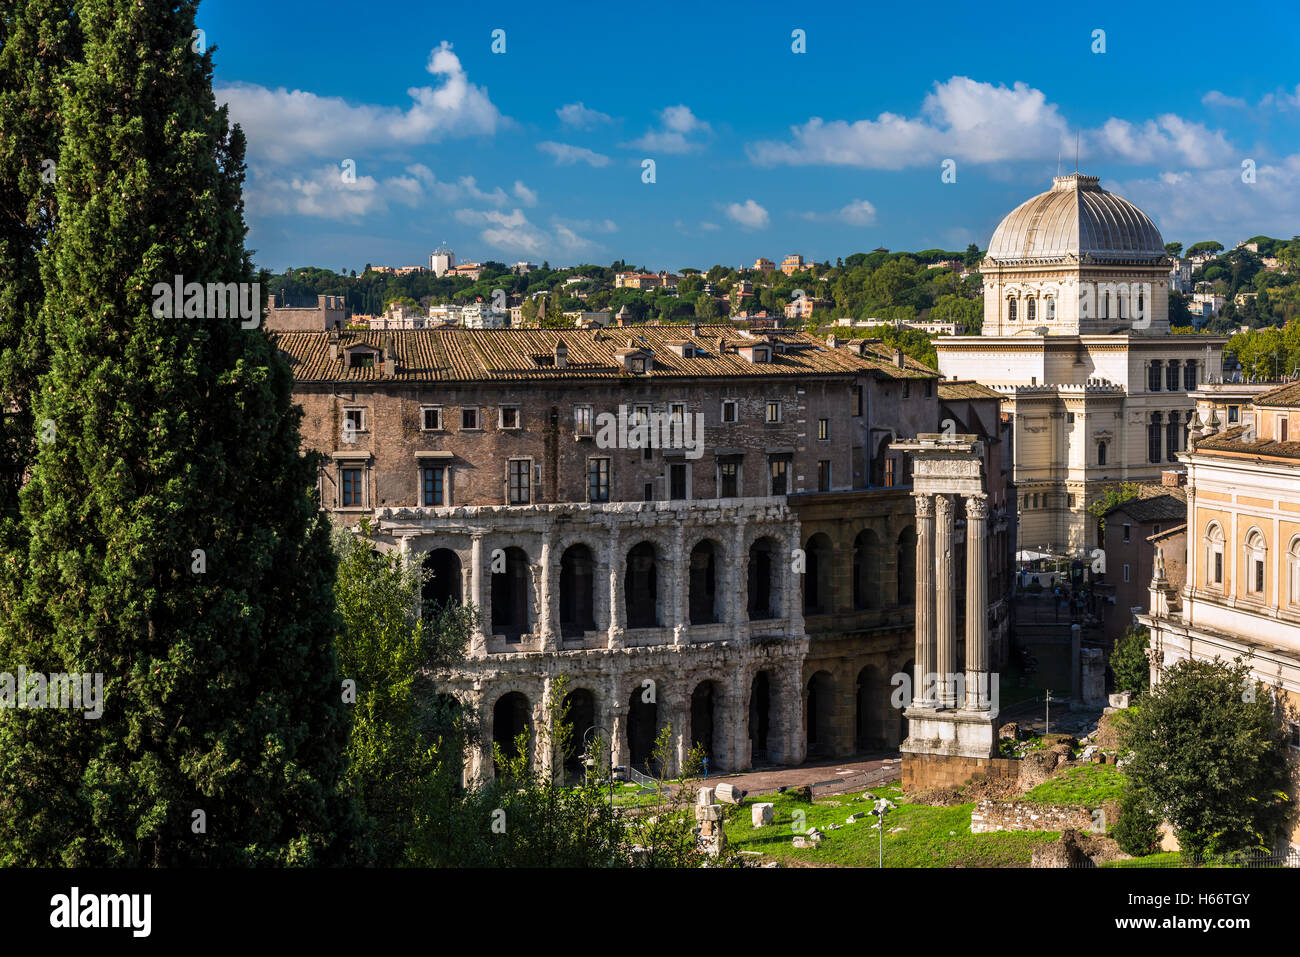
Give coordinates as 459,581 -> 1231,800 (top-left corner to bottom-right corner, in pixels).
1091,848 -> 1300,868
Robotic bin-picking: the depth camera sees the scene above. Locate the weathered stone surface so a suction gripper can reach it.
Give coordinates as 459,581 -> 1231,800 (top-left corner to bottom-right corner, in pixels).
846,812 -> 866,823
998,721 -> 1021,741
1030,829 -> 1094,868
694,803 -> 722,822
970,800 -> 1095,834
751,803 -> 774,827
784,785 -> 813,802
696,786 -> 715,806
714,782 -> 745,805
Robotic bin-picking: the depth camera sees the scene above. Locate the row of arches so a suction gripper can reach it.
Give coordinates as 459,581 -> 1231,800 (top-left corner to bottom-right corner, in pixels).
418,534 -> 795,639
802,528 -> 917,615
1203,521 -> 1300,604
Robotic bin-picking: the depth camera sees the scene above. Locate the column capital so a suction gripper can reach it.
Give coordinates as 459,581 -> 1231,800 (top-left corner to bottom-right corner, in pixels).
913,493 -> 935,518
965,494 -> 989,520
934,493 -> 954,517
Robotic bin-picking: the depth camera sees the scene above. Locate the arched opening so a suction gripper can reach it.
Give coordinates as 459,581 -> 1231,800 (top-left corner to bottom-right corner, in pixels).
690,681 -> 717,763
803,533 -> 834,615
896,527 -> 917,605
625,542 -> 660,628
1027,297 -> 1036,323
689,539 -> 721,625
853,530 -> 883,610
806,671 -> 834,757
872,435 -> 894,488
900,658 -> 914,741
749,670 -> 772,764
559,544 -> 596,636
562,688 -> 597,779
748,536 -> 780,620
421,548 -> 461,609
1097,440 -> 1108,466
627,686 -> 659,772
493,691 -> 531,771
490,546 -> 530,639
1007,298 -> 1017,322
856,665 -> 886,751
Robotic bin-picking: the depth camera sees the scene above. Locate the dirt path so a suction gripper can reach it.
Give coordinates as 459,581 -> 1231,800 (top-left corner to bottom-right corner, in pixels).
702,753 -> 901,798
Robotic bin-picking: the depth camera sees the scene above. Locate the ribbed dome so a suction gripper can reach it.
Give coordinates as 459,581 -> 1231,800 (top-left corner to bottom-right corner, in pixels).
986,174 -> 1164,262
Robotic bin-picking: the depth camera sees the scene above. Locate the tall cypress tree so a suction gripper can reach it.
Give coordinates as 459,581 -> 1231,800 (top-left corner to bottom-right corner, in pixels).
0,0 -> 357,865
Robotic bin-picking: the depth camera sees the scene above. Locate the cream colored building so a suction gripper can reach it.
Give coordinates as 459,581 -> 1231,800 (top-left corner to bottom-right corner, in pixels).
936,173 -> 1226,559
1140,381 -> 1300,853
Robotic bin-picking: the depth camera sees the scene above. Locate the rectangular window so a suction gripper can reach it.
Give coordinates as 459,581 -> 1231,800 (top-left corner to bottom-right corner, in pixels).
854,385 -> 863,416
500,406 -> 520,429
818,418 -> 829,441
1213,551 -> 1223,585
1122,524 -> 1131,543
643,482 -> 654,502
721,400 -> 737,423
769,458 -> 788,495
817,460 -> 831,492
421,466 -> 444,506
508,459 -> 530,504
461,407 -> 479,430
588,458 -> 610,502
719,461 -> 739,497
631,357 -> 646,373
1228,405 -> 1239,424
341,467 -> 363,507
1122,563 -> 1130,583
421,407 -> 442,431
766,401 -> 782,423
1068,494 -> 1076,508
884,458 -> 896,488
669,463 -> 687,500
1281,417 -> 1289,443
1289,722 -> 1300,750
903,382 -> 910,399
670,402 -> 685,425
632,404 -> 650,427
574,405 -> 593,436
343,408 -> 366,433
924,380 -> 932,398
1255,559 -> 1265,593
1068,412 -> 1075,424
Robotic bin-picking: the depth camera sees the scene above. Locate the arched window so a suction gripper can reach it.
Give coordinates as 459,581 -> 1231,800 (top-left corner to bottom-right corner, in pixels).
1148,361 -> 1163,392
1184,361 -> 1197,391
1288,537 -> 1300,608
1205,522 -> 1225,588
1166,411 -> 1181,460
1027,298 -> 1037,323
1166,360 -> 1179,392
1137,288 -> 1144,320
1097,440 -> 1108,466
1244,528 -> 1267,598
1044,296 -> 1056,320
1007,298 -> 1017,323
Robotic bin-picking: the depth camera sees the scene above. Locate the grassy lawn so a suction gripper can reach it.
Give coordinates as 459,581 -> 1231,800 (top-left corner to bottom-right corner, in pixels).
724,785 -> 1061,867
1020,764 -> 1125,806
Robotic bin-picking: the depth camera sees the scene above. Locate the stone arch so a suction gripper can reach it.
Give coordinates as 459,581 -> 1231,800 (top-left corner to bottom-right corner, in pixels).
624,540 -> 662,628
748,669 -> 773,764
689,537 -> 723,625
493,691 -> 532,771
747,535 -> 783,620
689,680 -> 719,763
627,684 -> 660,772
855,664 -> 888,751
559,543 -> 597,635
853,529 -> 883,610
805,670 -> 835,757
803,532 -> 834,615
900,658 -> 914,742
562,687 -> 598,779
490,545 -> 531,639
896,526 -> 917,605
421,547 -> 462,609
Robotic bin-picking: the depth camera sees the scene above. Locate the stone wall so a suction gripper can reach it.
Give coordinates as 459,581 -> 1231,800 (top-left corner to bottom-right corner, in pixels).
902,752 -> 1019,790
970,800 -> 1095,833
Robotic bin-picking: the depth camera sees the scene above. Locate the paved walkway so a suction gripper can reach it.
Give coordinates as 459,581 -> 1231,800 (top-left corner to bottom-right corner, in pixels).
703,753 -> 901,798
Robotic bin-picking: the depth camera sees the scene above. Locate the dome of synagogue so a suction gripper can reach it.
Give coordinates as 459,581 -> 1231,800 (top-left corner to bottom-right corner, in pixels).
986,174 -> 1165,262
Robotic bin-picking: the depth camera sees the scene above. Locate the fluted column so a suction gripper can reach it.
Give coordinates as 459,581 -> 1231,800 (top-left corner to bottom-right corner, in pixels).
671,524 -> 688,646
539,531 -> 557,651
912,493 -> 936,708
963,494 -> 990,711
935,494 -> 957,707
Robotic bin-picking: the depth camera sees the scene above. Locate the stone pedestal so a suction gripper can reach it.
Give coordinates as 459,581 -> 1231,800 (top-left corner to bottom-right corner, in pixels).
901,706 -> 998,761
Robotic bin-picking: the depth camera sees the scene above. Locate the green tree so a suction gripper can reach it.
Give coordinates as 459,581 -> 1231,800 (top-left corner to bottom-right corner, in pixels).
332,526 -> 474,865
1119,657 -> 1293,857
1088,482 -> 1143,539
0,0 -> 357,866
1111,785 -> 1161,857
695,295 -> 720,320
1164,242 -> 1183,257
1187,240 -> 1224,258
1110,626 -> 1150,694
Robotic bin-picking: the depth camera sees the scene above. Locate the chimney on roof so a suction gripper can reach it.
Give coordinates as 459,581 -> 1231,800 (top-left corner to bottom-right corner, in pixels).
691,322 -> 701,337
554,340 -> 568,369
894,347 -> 905,368
382,333 -> 396,376
717,336 -> 726,353
1161,469 -> 1185,488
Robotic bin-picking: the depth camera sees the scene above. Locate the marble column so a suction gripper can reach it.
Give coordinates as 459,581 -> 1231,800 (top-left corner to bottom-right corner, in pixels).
671,524 -> 688,646
539,531 -> 556,652
911,494 -> 937,708
934,494 -> 957,708
963,495 -> 990,711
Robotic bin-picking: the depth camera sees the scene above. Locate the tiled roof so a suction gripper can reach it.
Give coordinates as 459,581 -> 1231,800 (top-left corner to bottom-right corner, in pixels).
1252,380 -> 1300,408
1108,490 -> 1187,523
1196,424 -> 1300,461
938,380 -> 1001,401
275,325 -> 935,384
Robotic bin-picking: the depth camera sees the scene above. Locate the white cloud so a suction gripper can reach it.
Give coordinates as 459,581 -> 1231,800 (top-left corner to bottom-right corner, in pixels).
1115,152 -> 1300,243
724,199 -> 769,229
557,102 -> 613,128
513,180 -> 538,207
747,76 -> 1232,172
624,104 -> 711,154
243,164 -> 421,220
699,222 -> 721,231
1203,85 -> 1300,115
537,141 -> 611,167
217,42 -> 503,164
453,208 -> 601,257
1202,90 -> 1249,111
838,199 -> 878,226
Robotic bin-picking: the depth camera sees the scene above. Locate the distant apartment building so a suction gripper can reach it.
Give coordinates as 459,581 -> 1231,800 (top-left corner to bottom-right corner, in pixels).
448,262 -> 485,281
615,270 -> 680,291
1169,257 -> 1193,293
1192,290 -> 1226,317
784,297 -> 833,321
430,245 -> 455,277
925,260 -> 963,270
836,317 -> 960,336
563,310 -> 611,328
264,293 -> 347,332
780,254 -> 807,276
753,257 -> 776,272
512,262 -> 538,275
1100,477 -> 1188,642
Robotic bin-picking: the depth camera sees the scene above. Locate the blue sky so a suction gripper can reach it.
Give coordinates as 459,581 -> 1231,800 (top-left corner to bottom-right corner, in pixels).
204,0 -> 1300,273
